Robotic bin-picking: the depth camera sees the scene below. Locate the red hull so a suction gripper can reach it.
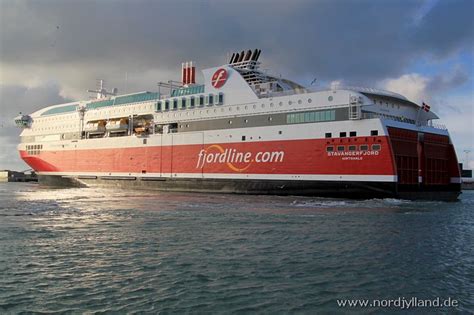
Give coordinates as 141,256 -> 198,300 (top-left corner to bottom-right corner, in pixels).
20,136 -> 396,176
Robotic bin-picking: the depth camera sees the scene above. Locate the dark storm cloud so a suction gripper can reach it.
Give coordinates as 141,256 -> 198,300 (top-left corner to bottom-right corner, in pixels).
411,0 -> 474,57
0,84 -> 71,119
1,0 -> 472,83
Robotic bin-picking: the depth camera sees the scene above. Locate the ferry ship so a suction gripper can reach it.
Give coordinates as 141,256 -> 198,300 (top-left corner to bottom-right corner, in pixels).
15,49 -> 461,200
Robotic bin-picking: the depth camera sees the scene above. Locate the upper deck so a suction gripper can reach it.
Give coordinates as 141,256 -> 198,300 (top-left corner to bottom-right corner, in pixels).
16,49 -> 446,143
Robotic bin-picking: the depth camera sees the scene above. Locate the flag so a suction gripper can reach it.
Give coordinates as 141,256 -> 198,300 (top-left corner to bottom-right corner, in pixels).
422,102 -> 431,112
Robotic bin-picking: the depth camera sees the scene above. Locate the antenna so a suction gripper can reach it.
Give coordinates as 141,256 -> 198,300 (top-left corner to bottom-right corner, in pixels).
87,79 -> 118,99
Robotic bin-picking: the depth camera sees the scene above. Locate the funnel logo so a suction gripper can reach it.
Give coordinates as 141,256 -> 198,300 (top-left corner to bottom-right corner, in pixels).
211,68 -> 228,88
197,144 -> 285,173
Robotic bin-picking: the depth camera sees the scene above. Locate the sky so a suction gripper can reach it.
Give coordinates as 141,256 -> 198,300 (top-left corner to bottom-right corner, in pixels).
0,0 -> 473,171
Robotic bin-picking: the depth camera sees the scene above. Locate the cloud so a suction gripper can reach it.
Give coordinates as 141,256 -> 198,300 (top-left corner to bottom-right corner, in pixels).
381,73 -> 429,104
1,0 -> 472,90
427,65 -> 469,93
380,65 -> 471,107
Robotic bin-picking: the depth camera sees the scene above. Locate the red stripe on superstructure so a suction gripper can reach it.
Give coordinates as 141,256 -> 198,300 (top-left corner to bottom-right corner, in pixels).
20,137 -> 396,176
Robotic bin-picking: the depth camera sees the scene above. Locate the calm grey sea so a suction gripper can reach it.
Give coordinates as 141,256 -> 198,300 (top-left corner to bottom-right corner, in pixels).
0,183 -> 473,314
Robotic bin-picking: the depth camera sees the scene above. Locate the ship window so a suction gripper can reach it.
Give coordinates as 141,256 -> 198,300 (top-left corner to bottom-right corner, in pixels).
308,98 -> 312,103
325,111 -> 332,121
360,145 -> 368,151
208,94 -> 214,105
268,117 -> 273,121
350,131 -> 357,137
164,100 -> 169,111
348,145 -> 357,151
155,125 -> 163,134
156,101 -> 162,111
288,100 -> 292,105
173,99 -> 178,110
228,120 -> 232,124
279,131 -> 282,135
279,102 -> 283,106
340,132 -> 347,138
372,144 -> 381,151
326,146 -> 334,152
242,136 -> 246,141
199,95 -> 204,106
244,119 -> 249,123
218,93 -> 224,105
298,100 -> 302,104
143,139 -> 147,145
190,96 -> 195,107
337,145 -> 345,151
371,130 -> 378,136
169,123 -> 178,133
325,132 -> 332,138
181,98 -> 187,109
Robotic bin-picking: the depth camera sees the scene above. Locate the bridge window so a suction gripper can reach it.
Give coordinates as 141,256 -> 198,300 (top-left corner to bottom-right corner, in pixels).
371,130 -> 378,136
218,93 -> 224,105
173,99 -> 178,110
156,101 -> 162,111
181,98 -> 187,109
164,100 -> 170,111
199,95 -> 204,106
190,96 -> 195,108
208,94 -> 214,105
350,131 -> 357,137
339,132 -> 346,138
325,132 -> 332,138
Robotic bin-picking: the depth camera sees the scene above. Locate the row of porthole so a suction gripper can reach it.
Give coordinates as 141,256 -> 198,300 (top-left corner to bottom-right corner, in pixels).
37,114 -> 74,122
40,97 -> 314,122
162,98 -> 314,119
177,116 -> 274,129
32,125 -> 79,131
326,144 -> 381,152
89,104 -> 154,116
37,97 -> 313,126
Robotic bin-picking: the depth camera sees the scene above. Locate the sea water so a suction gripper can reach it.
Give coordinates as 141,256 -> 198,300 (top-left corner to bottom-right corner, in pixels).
0,183 -> 473,314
